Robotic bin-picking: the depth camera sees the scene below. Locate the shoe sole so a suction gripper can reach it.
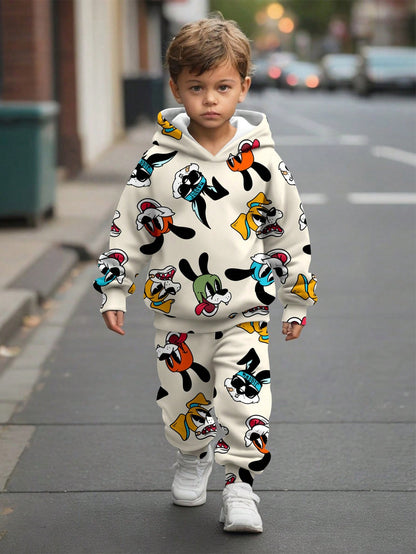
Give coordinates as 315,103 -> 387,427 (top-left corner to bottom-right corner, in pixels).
172,455 -> 213,507
219,508 -> 263,533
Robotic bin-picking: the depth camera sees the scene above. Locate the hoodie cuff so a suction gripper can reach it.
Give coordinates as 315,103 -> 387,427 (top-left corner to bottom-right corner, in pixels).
99,288 -> 127,314
282,305 -> 307,326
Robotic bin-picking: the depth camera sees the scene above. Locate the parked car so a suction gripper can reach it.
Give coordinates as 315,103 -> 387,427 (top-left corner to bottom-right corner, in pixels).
320,54 -> 358,90
281,61 -> 322,91
353,46 -> 416,96
251,56 -> 275,90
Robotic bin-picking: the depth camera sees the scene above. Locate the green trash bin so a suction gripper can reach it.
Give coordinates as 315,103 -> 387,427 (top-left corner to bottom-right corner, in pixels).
0,101 -> 60,226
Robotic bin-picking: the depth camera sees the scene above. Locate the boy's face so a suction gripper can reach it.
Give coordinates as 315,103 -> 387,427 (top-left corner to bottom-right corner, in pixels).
169,62 -> 251,135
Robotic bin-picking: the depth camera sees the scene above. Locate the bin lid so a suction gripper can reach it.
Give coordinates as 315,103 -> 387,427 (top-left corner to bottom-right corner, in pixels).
0,101 -> 60,121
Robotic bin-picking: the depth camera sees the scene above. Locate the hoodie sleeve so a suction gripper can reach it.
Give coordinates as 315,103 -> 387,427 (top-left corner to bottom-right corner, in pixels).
264,152 -> 317,325
93,147 -> 167,314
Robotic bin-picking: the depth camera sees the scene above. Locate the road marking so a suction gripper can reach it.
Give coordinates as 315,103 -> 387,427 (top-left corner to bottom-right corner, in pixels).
281,112 -> 335,137
372,146 -> 416,167
301,193 -> 328,204
348,193 -> 416,204
274,135 -> 368,146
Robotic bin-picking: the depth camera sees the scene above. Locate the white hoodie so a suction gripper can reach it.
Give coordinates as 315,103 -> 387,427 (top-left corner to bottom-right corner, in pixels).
94,108 -> 317,333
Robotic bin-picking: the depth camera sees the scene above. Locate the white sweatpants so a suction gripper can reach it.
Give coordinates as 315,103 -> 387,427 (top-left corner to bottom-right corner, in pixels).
155,323 -> 272,485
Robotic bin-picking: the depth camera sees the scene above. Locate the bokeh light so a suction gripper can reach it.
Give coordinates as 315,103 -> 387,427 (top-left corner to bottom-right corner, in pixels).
266,3 -> 284,20
278,17 -> 295,34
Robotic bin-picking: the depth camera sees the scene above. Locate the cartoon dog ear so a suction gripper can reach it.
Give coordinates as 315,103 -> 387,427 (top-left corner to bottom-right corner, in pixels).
140,235 -> 164,255
198,252 -> 209,275
237,348 -> 260,372
179,258 -> 198,282
168,222 -> 196,240
255,282 -> 275,305
249,452 -> 271,472
191,362 -> 211,383
225,267 -> 254,281
180,372 -> 192,392
252,162 -> 271,182
170,413 -> 189,441
256,370 -> 271,384
186,392 -> 210,408
205,176 -> 229,200
242,171 -> 253,191
147,151 -> 177,167
193,197 -> 210,228
231,213 -> 249,239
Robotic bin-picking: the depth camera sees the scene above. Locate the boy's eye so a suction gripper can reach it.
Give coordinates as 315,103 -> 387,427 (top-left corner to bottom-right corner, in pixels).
191,86 -> 201,92
219,85 -> 230,91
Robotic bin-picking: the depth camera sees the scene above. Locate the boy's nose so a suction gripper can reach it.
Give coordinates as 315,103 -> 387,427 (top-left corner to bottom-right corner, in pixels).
204,91 -> 217,104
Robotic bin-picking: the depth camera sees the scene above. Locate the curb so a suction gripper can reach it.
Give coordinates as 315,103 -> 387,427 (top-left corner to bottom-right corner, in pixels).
0,210 -> 111,349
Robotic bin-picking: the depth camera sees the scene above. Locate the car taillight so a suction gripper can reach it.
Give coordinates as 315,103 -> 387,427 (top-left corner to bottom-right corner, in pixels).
268,66 -> 282,79
306,75 -> 320,88
286,74 -> 298,86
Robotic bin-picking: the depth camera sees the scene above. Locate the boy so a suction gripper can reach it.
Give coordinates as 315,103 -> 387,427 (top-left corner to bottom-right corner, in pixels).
95,14 -> 317,533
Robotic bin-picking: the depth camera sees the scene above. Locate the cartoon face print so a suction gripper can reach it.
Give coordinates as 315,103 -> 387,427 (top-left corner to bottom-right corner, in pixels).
224,472 -> 236,485
279,160 -> 295,185
291,274 -> 318,304
136,198 -> 195,255
170,393 -> 217,441
93,249 -> 128,293
110,210 -> 121,237
225,250 -> 288,306
216,439 -> 230,454
299,202 -> 307,231
179,252 -> 232,317
226,139 -> 271,191
156,332 -> 210,392
157,112 -> 182,140
127,150 -> 177,188
172,164 -> 229,228
225,348 -> 270,405
231,192 -> 283,240
143,266 -> 181,314
244,415 -> 271,472
237,321 -> 269,343
242,306 -> 269,318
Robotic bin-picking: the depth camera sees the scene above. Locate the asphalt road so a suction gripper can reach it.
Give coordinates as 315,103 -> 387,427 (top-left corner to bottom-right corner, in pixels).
0,90 -> 415,553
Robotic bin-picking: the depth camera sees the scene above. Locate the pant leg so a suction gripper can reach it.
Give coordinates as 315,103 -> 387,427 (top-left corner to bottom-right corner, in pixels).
155,329 -> 216,456
212,323 -> 272,484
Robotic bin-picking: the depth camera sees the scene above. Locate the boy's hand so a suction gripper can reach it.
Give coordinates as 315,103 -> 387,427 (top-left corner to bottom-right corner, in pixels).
102,310 -> 125,335
282,322 -> 303,341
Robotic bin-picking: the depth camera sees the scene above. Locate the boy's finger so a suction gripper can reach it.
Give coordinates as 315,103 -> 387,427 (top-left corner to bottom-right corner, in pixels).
103,311 -> 125,335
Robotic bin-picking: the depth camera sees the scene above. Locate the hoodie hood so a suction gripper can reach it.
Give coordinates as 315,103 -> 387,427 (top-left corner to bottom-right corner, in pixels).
155,108 -> 276,162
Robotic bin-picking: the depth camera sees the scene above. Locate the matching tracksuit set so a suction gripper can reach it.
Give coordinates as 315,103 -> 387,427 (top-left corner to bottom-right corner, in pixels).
94,107 -> 317,486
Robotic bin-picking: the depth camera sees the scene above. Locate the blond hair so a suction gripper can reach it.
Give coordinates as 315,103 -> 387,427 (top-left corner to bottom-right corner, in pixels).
166,13 -> 252,82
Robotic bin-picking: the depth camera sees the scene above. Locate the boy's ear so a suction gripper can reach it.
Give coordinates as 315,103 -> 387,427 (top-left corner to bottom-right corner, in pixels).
239,76 -> 251,103
169,79 -> 183,104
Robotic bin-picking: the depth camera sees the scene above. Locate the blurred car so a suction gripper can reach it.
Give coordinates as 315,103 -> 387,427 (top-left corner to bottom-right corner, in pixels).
267,52 -> 298,88
320,54 -> 358,90
353,46 -> 416,96
281,61 -> 322,91
251,56 -> 275,90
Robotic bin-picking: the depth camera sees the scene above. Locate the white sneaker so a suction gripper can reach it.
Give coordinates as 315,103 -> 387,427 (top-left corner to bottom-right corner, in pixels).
220,482 -> 263,533
171,447 -> 213,506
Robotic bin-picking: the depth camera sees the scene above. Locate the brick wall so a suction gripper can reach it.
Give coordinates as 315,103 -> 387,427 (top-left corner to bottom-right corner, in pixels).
0,0 -> 53,100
